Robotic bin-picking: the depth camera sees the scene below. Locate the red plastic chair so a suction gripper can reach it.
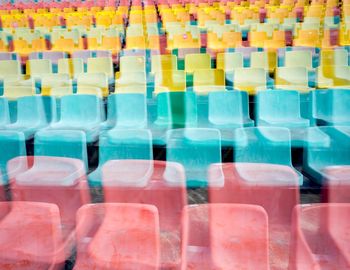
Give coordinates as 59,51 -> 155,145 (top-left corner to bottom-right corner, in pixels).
74,203 -> 160,270
323,166 -> 350,203
0,201 -> 70,270
289,203 -> 350,269
208,163 -> 300,270
9,156 -> 91,233
102,159 -> 187,268
181,204 -> 269,270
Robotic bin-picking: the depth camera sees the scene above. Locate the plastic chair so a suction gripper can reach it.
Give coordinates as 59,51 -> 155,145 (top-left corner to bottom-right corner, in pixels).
193,69 -> 225,94
251,51 -> 277,73
101,160 -> 186,267
87,57 -> 114,79
151,54 -> 177,74
48,95 -> 102,143
284,50 -> 313,70
74,203 -> 160,270
0,131 -> 26,183
275,67 -> 310,92
0,201 -> 70,269
28,51 -> 66,72
0,60 -> 24,82
289,203 -> 350,270
181,204 -> 269,270
26,59 -> 52,78
4,96 -> 48,139
233,68 -> 267,95
119,55 -> 146,74
216,52 -> 244,71
166,128 -> 221,187
77,73 -> 109,97
88,129 -> 152,186
10,156 -> 91,230
154,70 -> 186,94
0,98 -> 10,128
320,49 -> 348,67
58,58 -> 84,79
317,66 -> 350,88
115,71 -> 147,92
41,73 -> 71,96
304,126 -> 350,184
312,89 -> 350,126
184,53 -> 211,73
103,93 -> 147,130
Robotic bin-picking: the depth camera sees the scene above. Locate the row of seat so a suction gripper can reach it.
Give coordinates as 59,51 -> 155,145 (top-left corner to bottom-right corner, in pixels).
0,184 -> 349,268
0,124 -> 349,187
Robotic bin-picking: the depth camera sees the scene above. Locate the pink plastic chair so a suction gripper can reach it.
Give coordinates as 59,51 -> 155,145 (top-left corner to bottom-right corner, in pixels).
181,204 -> 269,270
0,201 -> 71,270
74,203 -> 160,270
9,156 -> 91,233
102,159 -> 187,268
289,203 -> 350,269
323,166 -> 350,203
208,162 -> 300,270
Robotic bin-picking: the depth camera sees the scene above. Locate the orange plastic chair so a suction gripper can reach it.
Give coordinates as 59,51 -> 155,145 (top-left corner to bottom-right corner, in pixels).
289,204 -> 350,269
181,204 -> 269,270
0,201 -> 69,269
75,203 -> 161,270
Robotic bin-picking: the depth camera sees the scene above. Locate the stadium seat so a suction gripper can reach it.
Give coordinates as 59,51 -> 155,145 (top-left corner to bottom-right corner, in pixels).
0,60 -> 24,82
275,67 -> 311,91
87,57 -> 114,79
26,59 -> 52,78
233,68 -> 267,94
0,201 -> 70,269
48,95 -> 102,143
184,53 -> 211,73
289,204 -> 350,269
154,69 -> 186,94
77,73 -> 109,97
181,204 -> 269,270
75,203 -> 161,269
58,58 -> 84,79
216,52 -> 244,71
166,128 -> 222,187
41,73 -> 71,96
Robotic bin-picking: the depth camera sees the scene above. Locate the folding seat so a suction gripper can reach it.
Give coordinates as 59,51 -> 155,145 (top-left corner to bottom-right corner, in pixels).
74,203 -> 161,269
289,204 -> 350,270
151,54 -> 178,75
166,128 -> 221,187
115,71 -> 147,94
181,204 -> 269,270
48,95 -> 102,143
249,31 -> 269,47
2,96 -> 48,139
119,55 -> 146,74
208,127 -> 301,269
317,65 -> 350,88
294,29 -> 321,47
275,67 -> 310,91
41,73 -> 71,96
26,59 -> 52,78
233,67 -> 267,94
77,73 -> 109,97
0,201 -> 71,269
184,53 -> 211,73
102,93 -> 147,130
87,57 -> 114,79
0,59 -> 24,82
88,128 -> 152,186
28,52 -> 66,73
0,131 -> 26,183
192,69 -> 225,94
216,52 -> 244,71
311,89 -> 350,126
154,69 -> 186,94
58,58 -> 84,79
320,49 -> 348,67
72,50 -> 112,67
250,51 -> 277,74
284,50 -> 313,70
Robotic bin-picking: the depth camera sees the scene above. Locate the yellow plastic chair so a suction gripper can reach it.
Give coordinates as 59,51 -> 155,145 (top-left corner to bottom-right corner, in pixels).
275,66 -> 310,92
317,65 -> 350,88
217,52 -> 244,71
250,51 -> 277,73
184,53 -> 211,73
151,54 -> 178,74
76,86 -> 103,97
154,69 -> 186,93
77,73 -> 109,97
87,57 -> 114,79
193,69 -> 225,87
3,85 -> 36,100
0,60 -> 24,82
118,56 -> 146,75
41,74 -> 71,96
233,67 -> 267,94
285,50 -> 313,70
49,86 -> 74,97
26,59 -> 52,78
320,49 -> 348,67
58,58 -> 84,79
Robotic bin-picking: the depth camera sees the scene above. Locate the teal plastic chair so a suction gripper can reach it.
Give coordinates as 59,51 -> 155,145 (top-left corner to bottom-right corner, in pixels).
49,95 -> 102,143
4,96 -> 48,140
102,93 -> 147,130
166,128 -> 221,187
0,131 -> 26,183
304,126 -> 350,184
34,130 -> 88,170
152,92 -> 197,145
0,98 -> 10,127
88,129 -> 153,187
208,91 -> 254,146
312,89 -> 350,126
233,127 -> 303,185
